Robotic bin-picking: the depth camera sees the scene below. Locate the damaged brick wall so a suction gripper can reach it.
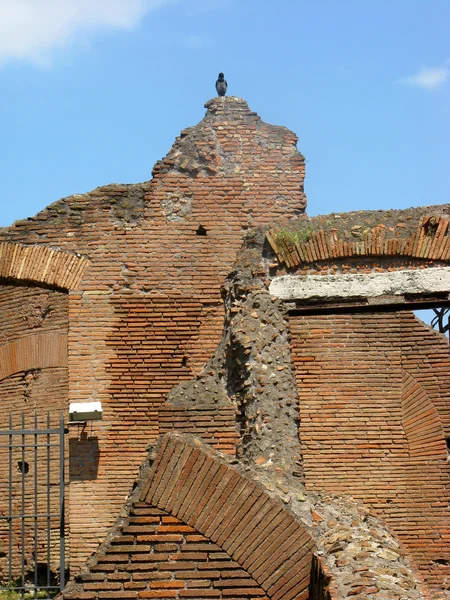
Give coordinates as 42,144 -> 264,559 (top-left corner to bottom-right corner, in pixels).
2,91 -> 448,598
155,239 -> 434,595
267,210 -> 450,273
160,278 -> 302,477
0,96 -> 307,571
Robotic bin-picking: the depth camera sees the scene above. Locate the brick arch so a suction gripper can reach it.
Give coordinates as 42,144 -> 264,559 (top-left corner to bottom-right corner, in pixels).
139,434 -> 316,600
0,242 -> 89,290
0,333 -> 67,381
267,215 -> 450,269
401,371 -> 447,460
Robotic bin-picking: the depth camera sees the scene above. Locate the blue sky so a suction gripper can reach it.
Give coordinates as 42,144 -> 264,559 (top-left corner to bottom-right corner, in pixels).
0,0 -> 449,227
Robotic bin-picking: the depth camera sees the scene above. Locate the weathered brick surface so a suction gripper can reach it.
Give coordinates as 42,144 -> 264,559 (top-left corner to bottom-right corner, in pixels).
0,332 -> 67,381
398,312 -> 450,591
291,311 -> 450,589
139,436 -> 315,599
0,97 -> 306,570
0,283 -> 68,345
159,404 -> 239,455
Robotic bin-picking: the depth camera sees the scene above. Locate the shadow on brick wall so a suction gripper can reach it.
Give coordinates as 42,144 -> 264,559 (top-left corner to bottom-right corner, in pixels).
69,435 -> 100,481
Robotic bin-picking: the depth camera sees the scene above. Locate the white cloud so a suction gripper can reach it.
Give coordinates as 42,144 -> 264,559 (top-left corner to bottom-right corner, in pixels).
0,0 -> 171,66
397,65 -> 449,90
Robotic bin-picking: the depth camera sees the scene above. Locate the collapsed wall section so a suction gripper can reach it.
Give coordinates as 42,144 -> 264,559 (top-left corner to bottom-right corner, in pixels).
2,90 -> 447,599
240,206 -> 450,595
58,428 -> 430,600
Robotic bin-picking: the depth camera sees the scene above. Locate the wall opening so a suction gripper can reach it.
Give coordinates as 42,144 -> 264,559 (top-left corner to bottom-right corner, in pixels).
196,224 -> 207,236
17,460 -> 29,474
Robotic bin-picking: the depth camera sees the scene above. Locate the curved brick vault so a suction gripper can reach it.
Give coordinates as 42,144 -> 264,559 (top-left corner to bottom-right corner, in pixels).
139,434 -> 315,598
62,434 -> 317,600
0,242 -> 89,290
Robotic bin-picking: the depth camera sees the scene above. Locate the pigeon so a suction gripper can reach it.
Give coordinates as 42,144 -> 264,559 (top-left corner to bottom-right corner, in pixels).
215,72 -> 227,97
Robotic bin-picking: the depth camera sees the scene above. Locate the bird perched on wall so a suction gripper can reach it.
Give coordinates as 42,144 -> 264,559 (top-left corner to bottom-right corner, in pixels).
215,72 -> 227,96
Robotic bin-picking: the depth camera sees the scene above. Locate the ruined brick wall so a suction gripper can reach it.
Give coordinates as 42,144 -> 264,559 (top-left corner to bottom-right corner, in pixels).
0,283 -> 68,582
3,92 -> 448,598
61,432 -> 431,600
290,311 -> 450,589
0,97 -> 307,571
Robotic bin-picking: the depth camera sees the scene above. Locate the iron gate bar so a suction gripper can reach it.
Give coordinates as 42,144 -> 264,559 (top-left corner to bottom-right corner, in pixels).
21,413 -> 25,595
0,515 -> 61,520
0,444 -> 61,448
8,412 -> 12,583
0,412 -> 66,599
34,413 -> 38,596
59,413 -> 65,590
47,413 -> 51,595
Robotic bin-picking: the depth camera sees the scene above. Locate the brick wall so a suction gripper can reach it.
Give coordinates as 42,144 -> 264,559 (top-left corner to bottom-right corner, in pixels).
399,312 -> 450,436
159,404 -> 239,456
2,91 -> 449,596
0,283 -> 68,345
0,97 -> 306,571
290,311 -> 450,588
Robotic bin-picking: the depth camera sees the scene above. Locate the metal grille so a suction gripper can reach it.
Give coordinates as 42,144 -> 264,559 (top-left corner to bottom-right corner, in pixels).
0,413 -> 66,599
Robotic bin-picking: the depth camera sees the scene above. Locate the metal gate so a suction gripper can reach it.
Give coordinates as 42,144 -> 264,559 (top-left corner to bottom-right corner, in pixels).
0,413 -> 66,599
